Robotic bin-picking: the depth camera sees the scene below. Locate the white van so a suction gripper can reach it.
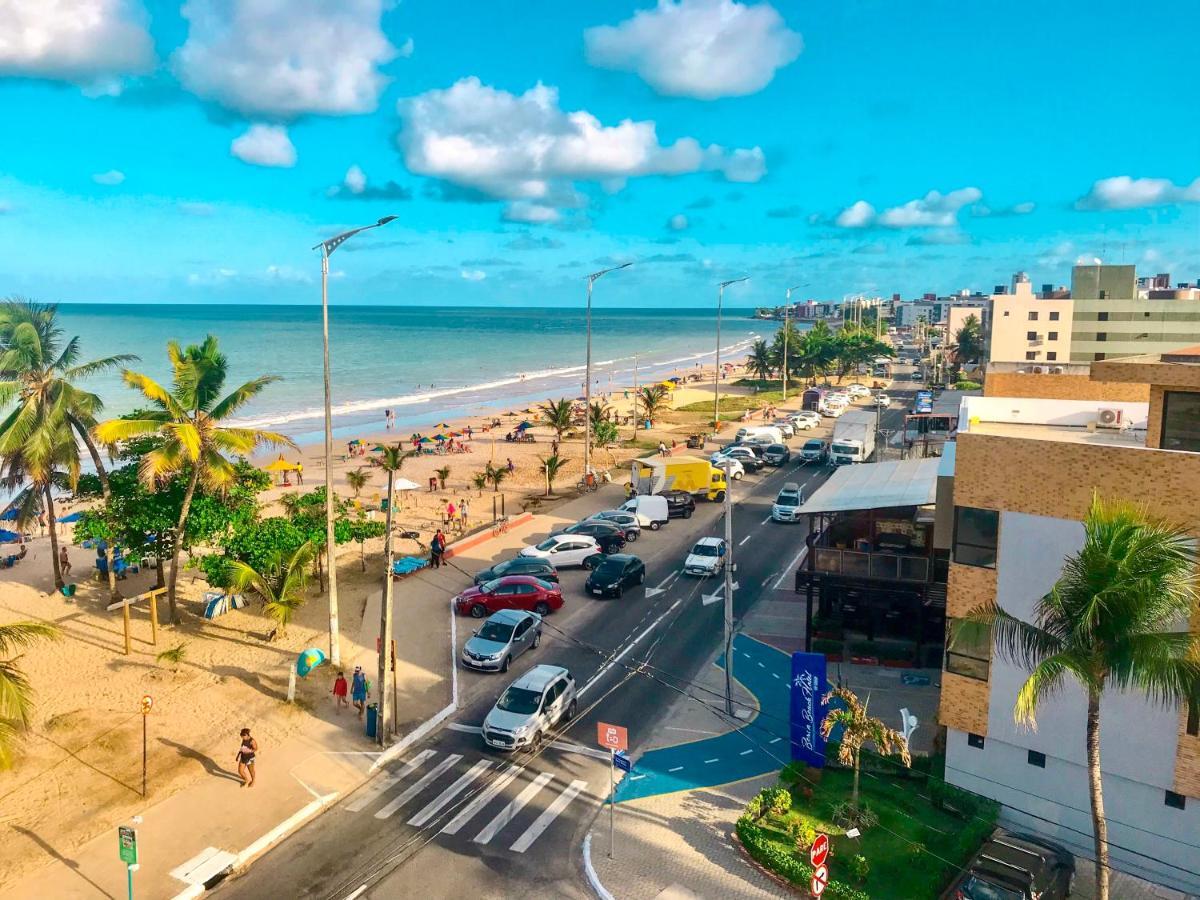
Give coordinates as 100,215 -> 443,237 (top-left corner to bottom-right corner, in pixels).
619,494 -> 669,530
734,425 -> 784,445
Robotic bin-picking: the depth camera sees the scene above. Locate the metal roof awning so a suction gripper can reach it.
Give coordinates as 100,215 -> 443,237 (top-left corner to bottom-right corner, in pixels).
798,458 -> 942,515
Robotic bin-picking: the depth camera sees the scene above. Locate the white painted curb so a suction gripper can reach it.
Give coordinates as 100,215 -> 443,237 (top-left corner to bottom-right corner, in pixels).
370,701 -> 457,773
582,831 -> 616,900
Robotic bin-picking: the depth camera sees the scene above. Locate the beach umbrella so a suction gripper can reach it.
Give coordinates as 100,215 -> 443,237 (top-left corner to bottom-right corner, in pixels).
419,436 -> 433,444
0,529 -> 20,543
295,648 -> 326,678
504,411 -> 517,417
436,422 -> 451,428
668,376 -> 683,383
433,434 -> 447,442
392,478 -> 420,492
0,508 -> 19,521
372,444 -> 386,451
57,512 -> 83,523
264,456 -> 298,472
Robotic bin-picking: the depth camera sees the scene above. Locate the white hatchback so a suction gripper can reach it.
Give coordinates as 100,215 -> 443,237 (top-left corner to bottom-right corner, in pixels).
520,534 -> 601,568
684,537 -> 727,576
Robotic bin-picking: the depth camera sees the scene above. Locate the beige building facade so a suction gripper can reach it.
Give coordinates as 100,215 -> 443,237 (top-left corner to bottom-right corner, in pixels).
986,279 -> 1075,365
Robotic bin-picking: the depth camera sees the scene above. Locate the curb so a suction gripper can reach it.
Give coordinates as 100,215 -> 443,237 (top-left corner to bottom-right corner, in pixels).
581,831 -> 616,900
443,511 -> 534,560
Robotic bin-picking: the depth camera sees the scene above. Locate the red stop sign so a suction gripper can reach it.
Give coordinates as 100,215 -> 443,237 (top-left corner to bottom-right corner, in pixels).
810,833 -> 829,868
810,863 -> 829,897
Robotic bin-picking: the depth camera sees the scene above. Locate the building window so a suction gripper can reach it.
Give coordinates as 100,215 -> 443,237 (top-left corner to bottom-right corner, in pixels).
1096,332 -> 1107,342
1094,353 -> 1105,361
954,507 -> 999,568
1161,391 -> 1200,453
967,733 -> 986,749
1027,311 -> 1038,321
1165,791 -> 1186,810
1098,311 -> 1109,321
1003,310 -> 1010,317
1025,351 -> 1037,361
1047,352 -> 1057,361
1048,331 -> 1058,341
1026,331 -> 1038,341
946,618 -> 990,681
1049,311 -> 1060,321
1027,750 -> 1046,768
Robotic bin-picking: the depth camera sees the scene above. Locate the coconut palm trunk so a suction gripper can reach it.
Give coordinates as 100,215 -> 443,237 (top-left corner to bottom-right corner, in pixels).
43,484 -> 63,589
166,466 -> 200,625
1087,689 -> 1110,899
378,468 -> 396,744
70,415 -> 119,604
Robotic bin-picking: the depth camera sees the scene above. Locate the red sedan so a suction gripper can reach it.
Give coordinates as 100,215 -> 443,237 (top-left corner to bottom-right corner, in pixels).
454,576 -> 564,619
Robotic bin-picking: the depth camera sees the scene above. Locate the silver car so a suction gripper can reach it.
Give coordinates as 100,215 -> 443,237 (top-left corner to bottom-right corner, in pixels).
482,664 -> 577,751
461,609 -> 542,673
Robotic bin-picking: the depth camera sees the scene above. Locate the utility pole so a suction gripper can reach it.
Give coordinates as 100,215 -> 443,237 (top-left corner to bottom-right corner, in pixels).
783,284 -> 805,400
584,263 -> 632,479
714,277 -> 749,428
632,351 -> 639,426
720,460 -> 736,715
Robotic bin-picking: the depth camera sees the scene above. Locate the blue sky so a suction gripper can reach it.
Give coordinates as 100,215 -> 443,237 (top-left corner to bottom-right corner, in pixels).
1,0 -> 1197,307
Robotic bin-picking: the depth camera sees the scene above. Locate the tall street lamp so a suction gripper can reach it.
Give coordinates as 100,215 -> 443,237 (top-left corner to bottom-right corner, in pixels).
312,216 -> 396,666
713,277 -> 749,429
782,283 -> 807,400
584,263 -> 631,480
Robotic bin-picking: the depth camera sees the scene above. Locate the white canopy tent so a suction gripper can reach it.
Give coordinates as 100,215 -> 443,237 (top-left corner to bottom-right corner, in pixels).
797,458 -> 941,515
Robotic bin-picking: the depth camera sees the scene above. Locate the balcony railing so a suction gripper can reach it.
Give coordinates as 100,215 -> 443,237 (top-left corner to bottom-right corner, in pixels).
812,547 -> 930,582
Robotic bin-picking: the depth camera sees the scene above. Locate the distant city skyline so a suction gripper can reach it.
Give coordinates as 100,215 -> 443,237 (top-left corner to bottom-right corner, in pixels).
1,0 -> 1197,307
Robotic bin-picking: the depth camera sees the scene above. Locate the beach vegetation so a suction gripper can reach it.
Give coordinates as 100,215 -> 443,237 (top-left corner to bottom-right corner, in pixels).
538,453 -> 567,496
636,384 -> 669,423
950,314 -> 984,364
746,338 -> 774,381
820,687 -> 911,818
226,540 -> 317,636
956,494 -> 1200,900
538,398 -> 573,441
156,641 -> 189,671
471,471 -> 488,493
434,465 -> 450,490
0,620 -> 60,768
345,468 -> 370,498
483,461 -> 508,493
346,516 -> 387,572
95,336 -> 293,625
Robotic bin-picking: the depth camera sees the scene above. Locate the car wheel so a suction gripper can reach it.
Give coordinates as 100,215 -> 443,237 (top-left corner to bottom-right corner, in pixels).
501,655 -> 511,673
713,491 -> 726,503
626,531 -> 638,542
733,471 -> 743,480
582,557 -> 594,570
470,604 -> 488,618
534,601 -> 551,616
637,570 -> 645,585
564,699 -> 577,721
683,508 -> 693,519
531,630 -> 541,649
650,521 -> 661,531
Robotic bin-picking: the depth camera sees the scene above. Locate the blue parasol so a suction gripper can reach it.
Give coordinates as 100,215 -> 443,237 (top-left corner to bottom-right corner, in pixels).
0,529 -> 21,543
58,512 -> 83,523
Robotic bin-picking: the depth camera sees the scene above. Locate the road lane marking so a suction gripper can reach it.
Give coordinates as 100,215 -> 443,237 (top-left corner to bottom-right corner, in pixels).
375,754 -> 462,819
473,771 -> 554,845
769,738 -> 782,744
740,749 -> 754,756
579,597 -> 683,698
704,758 -> 719,764
509,779 -> 587,853
629,774 -> 646,781
447,723 -> 482,734
668,766 -> 684,773
408,758 -> 492,827
441,764 -> 522,835
344,749 -> 436,812
738,535 -> 751,546
772,544 -> 809,590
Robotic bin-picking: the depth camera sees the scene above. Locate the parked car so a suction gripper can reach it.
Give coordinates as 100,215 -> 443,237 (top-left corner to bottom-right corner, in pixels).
474,556 -> 558,586
771,482 -> 804,522
941,830 -> 1075,900
771,419 -> 796,438
662,490 -> 696,519
713,446 -> 760,472
800,438 -> 829,463
453,576 -> 563,618
684,536 -> 727,576
586,509 -> 642,541
584,553 -> 646,598
762,443 -> 791,466
711,456 -> 744,480
482,664 -> 577,751
875,393 -> 891,407
461,609 -> 542,672
791,410 -> 821,426
846,383 -> 870,398
619,494 -> 670,529
560,520 -> 628,552
519,534 -> 603,568
788,413 -> 819,430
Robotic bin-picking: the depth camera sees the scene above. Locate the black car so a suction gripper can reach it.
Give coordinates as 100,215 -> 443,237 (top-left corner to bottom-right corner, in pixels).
942,830 -> 1074,900
727,441 -> 765,458
474,557 -> 559,586
762,443 -> 791,466
560,521 -> 627,555
662,490 -> 695,519
584,554 -> 646,598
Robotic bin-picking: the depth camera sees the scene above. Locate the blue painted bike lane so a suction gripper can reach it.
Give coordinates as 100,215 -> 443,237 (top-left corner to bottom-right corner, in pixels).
615,633 -> 791,803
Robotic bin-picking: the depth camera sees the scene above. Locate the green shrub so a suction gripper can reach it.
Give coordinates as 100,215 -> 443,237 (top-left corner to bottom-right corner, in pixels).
735,819 -> 870,900
790,820 -> 817,851
813,638 -> 843,656
849,854 -> 870,883
954,380 -> 982,391
831,800 -> 879,831
849,640 -> 883,657
764,787 -> 793,818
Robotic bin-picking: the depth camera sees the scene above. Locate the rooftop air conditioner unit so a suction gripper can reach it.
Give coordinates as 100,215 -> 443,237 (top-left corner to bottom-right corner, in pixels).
1015,369 -> 1027,374
1032,366 -> 1045,374
1097,407 -> 1123,429
1050,367 -> 1065,374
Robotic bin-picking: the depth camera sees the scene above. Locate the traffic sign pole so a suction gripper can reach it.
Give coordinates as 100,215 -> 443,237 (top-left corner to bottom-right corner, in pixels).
608,748 -> 615,859
810,832 -> 830,897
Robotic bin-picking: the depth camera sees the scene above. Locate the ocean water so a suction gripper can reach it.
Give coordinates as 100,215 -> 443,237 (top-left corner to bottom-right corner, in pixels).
55,305 -> 772,445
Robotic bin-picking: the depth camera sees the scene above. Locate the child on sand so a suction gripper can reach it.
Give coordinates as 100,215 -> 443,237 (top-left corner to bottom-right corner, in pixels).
332,672 -> 349,713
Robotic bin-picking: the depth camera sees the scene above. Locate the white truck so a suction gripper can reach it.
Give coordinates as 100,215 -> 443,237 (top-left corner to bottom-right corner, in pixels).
829,409 -> 877,465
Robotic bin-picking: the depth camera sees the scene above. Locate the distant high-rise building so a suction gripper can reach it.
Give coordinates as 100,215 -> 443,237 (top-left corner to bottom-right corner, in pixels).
1070,264 -> 1200,362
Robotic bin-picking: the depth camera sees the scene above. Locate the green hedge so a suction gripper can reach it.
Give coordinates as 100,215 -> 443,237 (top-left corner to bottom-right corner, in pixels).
736,818 -> 870,900
812,638 -> 844,656
954,380 -> 982,391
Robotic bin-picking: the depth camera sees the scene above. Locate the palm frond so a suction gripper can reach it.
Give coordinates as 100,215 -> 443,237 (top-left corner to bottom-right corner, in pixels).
93,417 -> 164,444
208,375 -> 282,421
0,621 -> 60,655
63,354 -> 139,381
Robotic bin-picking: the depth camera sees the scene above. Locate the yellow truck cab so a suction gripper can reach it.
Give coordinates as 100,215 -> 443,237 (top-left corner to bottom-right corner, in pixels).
628,456 -> 728,502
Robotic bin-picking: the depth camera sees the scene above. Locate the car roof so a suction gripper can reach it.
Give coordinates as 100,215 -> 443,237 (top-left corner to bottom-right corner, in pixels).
766,444 -> 787,451
487,608 -> 533,626
596,553 -> 638,565
512,663 -> 569,691
503,557 -> 548,567
490,575 -> 550,586
551,533 -> 597,544
781,482 -> 800,492
694,536 -> 724,548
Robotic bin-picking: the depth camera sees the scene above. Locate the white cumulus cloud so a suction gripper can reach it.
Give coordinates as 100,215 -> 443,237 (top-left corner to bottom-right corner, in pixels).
0,0 -> 154,91
230,124 -> 296,168
1075,175 -> 1200,211
667,213 -> 689,231
92,169 -> 125,185
585,0 -> 801,99
175,0 -> 395,118
502,202 -> 561,224
835,188 -> 982,229
397,77 -> 765,209
343,165 -> 367,194
460,269 -> 487,281
835,200 -> 875,228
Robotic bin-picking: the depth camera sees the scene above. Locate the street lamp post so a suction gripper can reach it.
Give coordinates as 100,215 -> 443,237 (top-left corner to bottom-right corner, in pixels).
312,216 -> 396,666
719,458 -> 737,715
782,284 -> 805,400
713,277 -> 749,429
584,264 -> 631,480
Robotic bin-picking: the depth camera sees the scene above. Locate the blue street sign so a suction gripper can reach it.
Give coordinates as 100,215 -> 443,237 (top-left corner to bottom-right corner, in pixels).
613,751 -> 631,773
790,651 -> 828,768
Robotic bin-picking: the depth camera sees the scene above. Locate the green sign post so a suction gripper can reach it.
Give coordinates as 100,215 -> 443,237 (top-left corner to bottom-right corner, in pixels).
118,825 -> 138,899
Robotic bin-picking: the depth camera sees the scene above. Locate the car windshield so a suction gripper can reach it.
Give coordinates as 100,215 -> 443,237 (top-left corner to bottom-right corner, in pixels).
594,561 -> 625,578
805,441 -> 823,450
478,622 -> 515,643
767,445 -> 786,453
956,875 -> 1023,900
481,578 -> 507,593
535,538 -> 558,551
692,544 -> 720,557
496,686 -> 542,715
776,494 -> 800,507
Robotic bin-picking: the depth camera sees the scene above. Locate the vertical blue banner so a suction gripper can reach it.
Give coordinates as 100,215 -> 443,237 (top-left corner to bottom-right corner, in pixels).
790,651 -> 828,767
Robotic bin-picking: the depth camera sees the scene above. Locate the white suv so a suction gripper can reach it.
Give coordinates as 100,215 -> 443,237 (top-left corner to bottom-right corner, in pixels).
685,537 -> 727,576
771,482 -> 804,522
482,664 -> 577,751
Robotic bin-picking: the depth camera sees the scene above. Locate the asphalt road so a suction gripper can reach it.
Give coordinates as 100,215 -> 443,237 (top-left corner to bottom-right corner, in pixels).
220,380 -> 916,900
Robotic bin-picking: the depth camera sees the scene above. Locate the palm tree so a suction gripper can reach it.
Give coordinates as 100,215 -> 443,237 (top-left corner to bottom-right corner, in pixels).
434,465 -> 451,491
951,314 -> 985,365
227,541 -> 316,635
0,299 -> 136,600
957,495 -> 1200,900
95,337 -> 292,624
369,444 -> 411,742
539,398 -> 574,443
539,454 -> 567,497
746,339 -> 773,381
0,436 -> 77,590
346,468 -> 370,498
484,462 -> 508,493
0,620 -> 60,768
637,385 -> 669,424
471,471 -> 488,495
820,687 -> 911,812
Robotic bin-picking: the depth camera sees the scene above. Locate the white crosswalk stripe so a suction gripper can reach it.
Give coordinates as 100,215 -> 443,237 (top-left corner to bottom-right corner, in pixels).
344,749 -> 436,812
407,759 -> 492,828
472,771 -> 554,845
509,780 -> 586,853
441,764 -> 522,835
375,754 -> 462,819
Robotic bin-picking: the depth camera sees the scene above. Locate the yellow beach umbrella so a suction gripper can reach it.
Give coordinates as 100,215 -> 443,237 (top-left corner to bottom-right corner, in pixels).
264,456 -> 299,472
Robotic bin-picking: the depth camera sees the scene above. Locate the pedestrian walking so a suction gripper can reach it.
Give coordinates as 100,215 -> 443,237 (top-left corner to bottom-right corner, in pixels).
506,457 -> 515,475
460,498 -> 470,528
351,666 -> 368,718
59,545 -> 71,577
431,529 -> 446,568
295,463 -> 304,485
446,500 -> 457,528
658,441 -> 668,458
235,728 -> 258,787
332,672 -> 349,713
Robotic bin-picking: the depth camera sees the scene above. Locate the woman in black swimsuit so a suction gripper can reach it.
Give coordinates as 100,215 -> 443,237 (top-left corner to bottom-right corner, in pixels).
235,728 -> 258,787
